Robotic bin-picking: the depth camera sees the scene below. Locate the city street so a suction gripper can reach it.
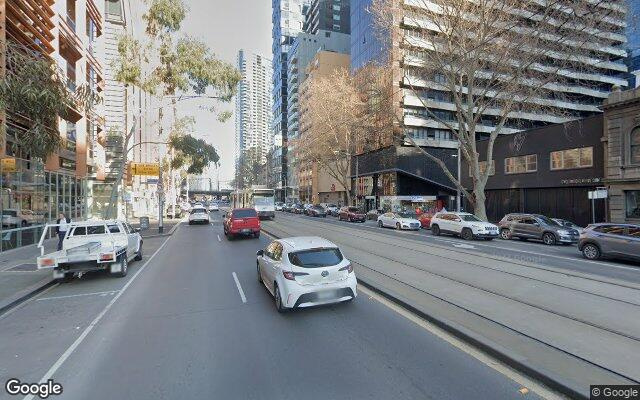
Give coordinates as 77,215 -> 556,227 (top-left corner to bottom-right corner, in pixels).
0,212 -> 550,400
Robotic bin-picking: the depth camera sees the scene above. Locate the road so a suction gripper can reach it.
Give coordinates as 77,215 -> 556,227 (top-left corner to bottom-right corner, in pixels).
0,212 -> 551,400
289,213 -> 640,284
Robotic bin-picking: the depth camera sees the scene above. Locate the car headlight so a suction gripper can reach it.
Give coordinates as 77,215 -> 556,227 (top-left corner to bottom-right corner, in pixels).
557,229 -> 569,235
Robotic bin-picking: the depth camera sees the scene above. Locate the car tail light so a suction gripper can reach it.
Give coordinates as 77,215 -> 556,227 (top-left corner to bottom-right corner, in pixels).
100,253 -> 114,261
39,258 -> 55,267
339,264 -> 353,273
282,271 -> 309,280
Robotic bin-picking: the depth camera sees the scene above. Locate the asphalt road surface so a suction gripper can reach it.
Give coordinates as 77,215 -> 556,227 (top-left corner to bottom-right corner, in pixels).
0,212 -> 552,400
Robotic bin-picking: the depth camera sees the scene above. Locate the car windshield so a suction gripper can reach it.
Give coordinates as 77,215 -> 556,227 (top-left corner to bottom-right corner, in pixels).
348,207 -> 360,212
288,248 -> 344,268
192,208 -> 206,214
313,206 -> 324,210
538,216 -> 560,226
254,197 -> 273,206
232,209 -> 257,218
461,214 -> 482,222
2,210 -> 17,217
399,211 -> 417,218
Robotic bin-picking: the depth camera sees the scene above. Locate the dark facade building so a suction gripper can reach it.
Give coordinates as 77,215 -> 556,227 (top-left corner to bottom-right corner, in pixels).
304,0 -> 351,35
461,115 -> 606,226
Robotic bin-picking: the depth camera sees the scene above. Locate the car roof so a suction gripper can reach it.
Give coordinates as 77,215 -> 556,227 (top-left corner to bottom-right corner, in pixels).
588,222 -> 640,227
279,236 -> 338,251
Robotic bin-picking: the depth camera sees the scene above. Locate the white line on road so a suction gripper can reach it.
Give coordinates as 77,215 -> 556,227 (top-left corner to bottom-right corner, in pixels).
23,233 -> 174,400
453,243 -> 476,249
36,290 -> 120,301
232,272 -> 247,303
358,285 -> 563,400
217,234 -> 221,242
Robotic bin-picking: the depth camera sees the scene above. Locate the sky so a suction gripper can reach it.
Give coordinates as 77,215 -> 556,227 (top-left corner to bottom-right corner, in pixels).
176,0 -> 272,188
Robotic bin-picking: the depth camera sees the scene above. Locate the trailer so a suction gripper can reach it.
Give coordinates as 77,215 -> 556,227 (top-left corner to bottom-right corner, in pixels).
36,220 -> 143,282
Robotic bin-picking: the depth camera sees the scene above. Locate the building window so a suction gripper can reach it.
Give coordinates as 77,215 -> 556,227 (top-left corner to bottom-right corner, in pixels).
59,157 -> 76,170
550,147 -> 593,170
626,191 -> 640,219
333,14 -> 340,21
470,160 -> 495,177
631,127 -> 640,164
105,0 -> 123,18
332,24 -> 341,30
505,154 -> 537,174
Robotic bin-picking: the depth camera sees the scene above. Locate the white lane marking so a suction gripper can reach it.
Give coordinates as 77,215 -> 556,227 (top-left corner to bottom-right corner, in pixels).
217,234 -> 221,242
23,233 -> 174,400
232,272 -> 247,303
36,290 -> 119,301
453,243 -> 476,249
0,283 -> 59,320
358,285 -> 562,400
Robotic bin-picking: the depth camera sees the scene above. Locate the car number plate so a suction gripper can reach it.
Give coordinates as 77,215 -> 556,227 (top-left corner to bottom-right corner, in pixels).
317,291 -> 334,300
242,229 -> 250,233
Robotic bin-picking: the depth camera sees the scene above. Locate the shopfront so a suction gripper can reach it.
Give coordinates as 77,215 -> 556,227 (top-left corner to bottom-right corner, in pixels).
1,157 -> 87,251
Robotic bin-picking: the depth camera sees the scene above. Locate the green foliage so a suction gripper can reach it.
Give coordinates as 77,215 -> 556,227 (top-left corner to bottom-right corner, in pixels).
217,111 -> 233,123
144,0 -> 187,36
169,134 -> 220,174
235,147 -> 265,188
0,42 -> 97,159
114,35 -> 142,86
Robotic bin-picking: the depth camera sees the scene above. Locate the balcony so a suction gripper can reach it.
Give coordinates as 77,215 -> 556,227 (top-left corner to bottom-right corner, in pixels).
65,14 -> 76,33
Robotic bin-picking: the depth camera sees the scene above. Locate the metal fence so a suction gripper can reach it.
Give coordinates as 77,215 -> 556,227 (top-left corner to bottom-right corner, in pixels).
0,225 -> 56,252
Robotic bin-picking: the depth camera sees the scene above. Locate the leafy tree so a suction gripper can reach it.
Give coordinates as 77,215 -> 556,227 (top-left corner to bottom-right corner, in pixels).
235,147 -> 266,189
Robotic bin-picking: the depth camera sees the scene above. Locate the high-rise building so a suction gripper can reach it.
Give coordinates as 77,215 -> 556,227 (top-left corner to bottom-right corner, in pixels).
350,0 -> 630,212
235,50 -> 273,164
0,0 -> 107,250
303,0 -> 351,34
627,0 -> 640,87
286,31 -> 350,194
272,0 -> 310,200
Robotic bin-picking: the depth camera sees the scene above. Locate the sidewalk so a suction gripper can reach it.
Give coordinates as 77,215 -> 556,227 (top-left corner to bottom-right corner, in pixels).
0,219 -> 182,315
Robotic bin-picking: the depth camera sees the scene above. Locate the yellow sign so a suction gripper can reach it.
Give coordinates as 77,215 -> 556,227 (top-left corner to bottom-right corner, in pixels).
1,158 -> 16,172
131,162 -> 160,176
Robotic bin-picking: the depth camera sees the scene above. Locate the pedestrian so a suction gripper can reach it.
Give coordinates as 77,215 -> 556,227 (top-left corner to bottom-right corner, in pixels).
55,213 -> 71,251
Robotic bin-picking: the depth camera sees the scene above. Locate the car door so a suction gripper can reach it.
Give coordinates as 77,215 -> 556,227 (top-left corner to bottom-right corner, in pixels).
437,214 -> 452,232
126,223 -> 141,255
264,241 -> 283,292
624,226 -> 640,260
593,225 -> 629,256
381,213 -> 392,227
259,242 -> 277,289
122,223 -> 137,258
514,217 -> 535,238
449,214 -> 463,234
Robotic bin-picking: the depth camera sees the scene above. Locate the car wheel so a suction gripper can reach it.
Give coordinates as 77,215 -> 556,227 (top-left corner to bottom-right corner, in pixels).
134,244 -> 143,261
542,232 -> 556,246
257,263 -> 263,283
500,229 -> 511,240
396,222 -> 401,230
378,221 -> 383,228
21,220 -> 27,227
462,228 -> 473,241
114,256 -> 128,278
582,243 -> 601,260
275,285 -> 286,313
431,224 -> 440,236
188,221 -> 192,225
254,232 -> 260,239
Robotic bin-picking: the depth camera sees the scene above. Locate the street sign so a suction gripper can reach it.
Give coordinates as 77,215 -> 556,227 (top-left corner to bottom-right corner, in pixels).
131,163 -> 160,176
139,216 -> 150,230
588,189 -> 608,199
146,178 -> 159,184
1,158 -> 17,172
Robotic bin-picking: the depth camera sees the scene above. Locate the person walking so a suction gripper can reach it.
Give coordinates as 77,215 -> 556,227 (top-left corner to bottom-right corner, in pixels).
55,213 -> 71,251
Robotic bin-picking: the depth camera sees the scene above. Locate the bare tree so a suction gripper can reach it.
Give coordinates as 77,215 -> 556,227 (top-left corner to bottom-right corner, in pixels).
371,0 -> 625,219
295,68 -> 365,205
235,146 -> 266,189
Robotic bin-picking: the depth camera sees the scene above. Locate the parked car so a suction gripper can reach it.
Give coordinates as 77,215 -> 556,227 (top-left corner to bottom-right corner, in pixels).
208,202 -> 219,212
275,202 -> 285,211
256,236 -> 357,312
377,211 -> 421,230
303,204 -> 314,215
578,223 -> 640,261
165,207 -> 183,219
498,213 -> 580,245
189,206 -> 210,225
308,205 -> 327,218
338,206 -> 366,222
223,208 -> 260,239
324,204 -> 339,216
418,211 -> 436,229
366,209 -> 384,221
430,212 -> 499,240
1,209 -> 36,228
552,218 -> 584,234
292,204 -> 306,214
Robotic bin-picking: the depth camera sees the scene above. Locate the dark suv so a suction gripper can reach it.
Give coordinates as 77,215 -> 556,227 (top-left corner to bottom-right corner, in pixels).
498,213 -> 580,245
578,223 -> 640,261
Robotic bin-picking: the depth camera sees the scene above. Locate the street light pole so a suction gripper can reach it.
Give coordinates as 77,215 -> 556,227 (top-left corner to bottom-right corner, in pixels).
456,144 -> 461,212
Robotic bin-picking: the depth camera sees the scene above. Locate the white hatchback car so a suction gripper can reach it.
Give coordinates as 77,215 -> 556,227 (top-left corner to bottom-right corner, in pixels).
188,206 -> 210,225
430,212 -> 499,240
257,237 -> 357,312
377,211 -> 421,230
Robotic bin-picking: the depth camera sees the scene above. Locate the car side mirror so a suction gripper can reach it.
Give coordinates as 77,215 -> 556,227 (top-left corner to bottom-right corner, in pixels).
256,249 -> 264,257
135,227 -> 141,233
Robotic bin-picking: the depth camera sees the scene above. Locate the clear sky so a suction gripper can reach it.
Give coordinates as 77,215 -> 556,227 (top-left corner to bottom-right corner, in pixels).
176,0 -> 272,188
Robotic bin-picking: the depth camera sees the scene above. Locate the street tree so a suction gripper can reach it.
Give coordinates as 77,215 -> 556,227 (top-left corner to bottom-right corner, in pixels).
235,146 -> 266,189
371,0 -> 624,220
295,68 -> 364,205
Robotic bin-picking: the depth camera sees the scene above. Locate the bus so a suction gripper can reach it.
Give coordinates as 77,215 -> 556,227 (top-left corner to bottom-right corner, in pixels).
232,187 -> 275,220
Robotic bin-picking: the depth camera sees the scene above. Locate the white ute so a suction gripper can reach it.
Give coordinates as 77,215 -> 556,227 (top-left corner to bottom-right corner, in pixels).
36,220 -> 143,282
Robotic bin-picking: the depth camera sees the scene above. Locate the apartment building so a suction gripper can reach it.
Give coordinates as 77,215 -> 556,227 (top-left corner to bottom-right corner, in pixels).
350,0 -> 630,212
303,0 -> 351,35
1,0 -> 107,250
235,50 -> 273,164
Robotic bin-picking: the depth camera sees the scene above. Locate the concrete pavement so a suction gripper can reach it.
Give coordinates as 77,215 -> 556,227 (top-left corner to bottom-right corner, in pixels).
262,212 -> 640,398
0,212 -> 550,400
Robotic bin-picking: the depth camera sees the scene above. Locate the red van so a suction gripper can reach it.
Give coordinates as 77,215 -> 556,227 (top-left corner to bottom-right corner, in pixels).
224,208 -> 261,240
